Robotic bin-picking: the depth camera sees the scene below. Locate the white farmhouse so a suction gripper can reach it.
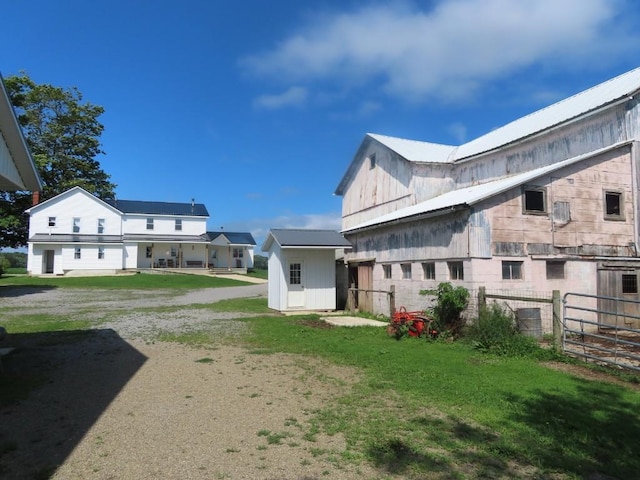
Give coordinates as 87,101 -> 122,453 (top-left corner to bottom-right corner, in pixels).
26,186 -> 255,275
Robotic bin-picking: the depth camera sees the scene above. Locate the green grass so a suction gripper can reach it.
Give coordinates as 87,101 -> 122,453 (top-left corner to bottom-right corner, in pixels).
0,314 -> 92,334
0,272 -> 251,289
236,314 -> 640,479
247,268 -> 268,280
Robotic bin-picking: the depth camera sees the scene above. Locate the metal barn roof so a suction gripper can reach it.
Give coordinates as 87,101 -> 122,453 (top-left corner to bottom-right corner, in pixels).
367,133 -> 456,163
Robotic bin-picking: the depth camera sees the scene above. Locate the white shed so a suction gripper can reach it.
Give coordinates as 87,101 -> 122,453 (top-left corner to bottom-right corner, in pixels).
262,229 -> 351,312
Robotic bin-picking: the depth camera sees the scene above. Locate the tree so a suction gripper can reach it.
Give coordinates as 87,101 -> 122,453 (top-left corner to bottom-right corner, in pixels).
0,72 -> 116,247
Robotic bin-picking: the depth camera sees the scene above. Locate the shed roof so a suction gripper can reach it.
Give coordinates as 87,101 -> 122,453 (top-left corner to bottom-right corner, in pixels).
205,231 -> 256,245
342,141 -> 630,233
262,229 -> 351,251
106,199 -> 209,217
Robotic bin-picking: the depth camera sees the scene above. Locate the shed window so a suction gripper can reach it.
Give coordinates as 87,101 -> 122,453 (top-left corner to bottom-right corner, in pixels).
289,263 -> 301,285
422,262 -> 435,280
383,264 -> 392,279
502,261 -> 523,280
448,261 -> 464,280
546,261 -> 565,279
622,274 -> 638,294
604,190 -> 624,220
523,186 -> 546,214
401,263 -> 412,279
146,218 -> 154,230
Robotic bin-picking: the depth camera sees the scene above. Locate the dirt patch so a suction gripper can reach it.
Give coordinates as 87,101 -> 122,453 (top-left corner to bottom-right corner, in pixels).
543,361 -> 640,391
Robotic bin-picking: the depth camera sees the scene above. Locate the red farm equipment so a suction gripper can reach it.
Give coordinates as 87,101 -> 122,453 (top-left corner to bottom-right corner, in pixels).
387,307 -> 436,339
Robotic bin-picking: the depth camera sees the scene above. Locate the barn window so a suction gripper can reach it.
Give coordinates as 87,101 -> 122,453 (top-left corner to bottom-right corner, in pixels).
622,274 -> 638,294
502,261 -> 523,280
448,261 -> 464,280
289,263 -> 301,285
369,153 -> 376,169
546,261 -> 565,279
422,262 -> 435,280
523,186 -> 546,214
383,264 -> 391,279
604,190 -> 624,220
401,263 -> 412,279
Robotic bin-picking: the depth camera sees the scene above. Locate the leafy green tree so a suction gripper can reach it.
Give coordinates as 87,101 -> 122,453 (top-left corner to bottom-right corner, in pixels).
0,72 -> 116,247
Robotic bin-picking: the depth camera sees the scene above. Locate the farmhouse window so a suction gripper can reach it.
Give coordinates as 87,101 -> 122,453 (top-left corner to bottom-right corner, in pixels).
523,186 -> 546,214
289,263 -> 301,285
502,261 -> 523,280
73,217 -> 81,233
74,248 -> 81,259
233,248 -> 243,258
401,263 -> 412,279
448,261 -> 464,280
48,217 -> 56,227
145,246 -> 152,258
98,247 -> 105,259
622,274 -> 638,294
422,262 -> 436,280
146,218 -> 154,230
604,190 -> 624,220
97,218 -> 105,234
175,219 -> 182,231
383,264 -> 392,279
546,261 -> 565,279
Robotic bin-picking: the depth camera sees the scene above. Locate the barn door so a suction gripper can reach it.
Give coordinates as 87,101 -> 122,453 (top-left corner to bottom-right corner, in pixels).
597,267 -> 640,328
287,260 -> 305,309
357,263 -> 374,314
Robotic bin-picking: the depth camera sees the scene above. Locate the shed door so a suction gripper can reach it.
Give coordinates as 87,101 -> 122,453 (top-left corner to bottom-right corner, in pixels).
287,260 -> 305,308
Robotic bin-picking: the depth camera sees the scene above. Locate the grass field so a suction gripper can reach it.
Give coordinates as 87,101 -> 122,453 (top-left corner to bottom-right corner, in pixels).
1,276 -> 639,479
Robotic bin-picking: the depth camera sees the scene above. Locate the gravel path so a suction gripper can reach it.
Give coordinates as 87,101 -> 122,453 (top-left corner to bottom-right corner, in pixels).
0,284 -> 386,480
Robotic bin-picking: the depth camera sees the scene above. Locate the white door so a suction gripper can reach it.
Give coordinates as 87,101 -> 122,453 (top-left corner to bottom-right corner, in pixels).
287,260 -> 305,308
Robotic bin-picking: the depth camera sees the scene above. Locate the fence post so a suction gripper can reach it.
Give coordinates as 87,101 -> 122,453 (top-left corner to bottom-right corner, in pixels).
552,290 -> 562,349
478,286 -> 486,310
347,283 -> 355,313
389,285 -> 395,318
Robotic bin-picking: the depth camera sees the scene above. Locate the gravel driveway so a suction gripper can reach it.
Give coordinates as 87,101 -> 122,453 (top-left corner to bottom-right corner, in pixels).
0,283 -> 385,480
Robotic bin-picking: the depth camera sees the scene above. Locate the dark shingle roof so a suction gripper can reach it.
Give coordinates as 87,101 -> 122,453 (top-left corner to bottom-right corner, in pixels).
106,199 -> 209,217
265,229 -> 351,249
205,231 -> 256,245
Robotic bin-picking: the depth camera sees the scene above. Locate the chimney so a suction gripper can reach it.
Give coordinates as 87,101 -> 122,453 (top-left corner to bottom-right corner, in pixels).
32,191 -> 40,206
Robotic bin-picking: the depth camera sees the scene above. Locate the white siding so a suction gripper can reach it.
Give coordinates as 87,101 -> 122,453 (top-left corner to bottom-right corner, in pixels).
122,215 -> 206,235
267,247 -> 284,310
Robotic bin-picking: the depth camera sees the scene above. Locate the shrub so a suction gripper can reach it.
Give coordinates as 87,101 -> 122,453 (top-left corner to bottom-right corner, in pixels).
465,302 -> 543,357
420,282 -> 469,338
0,256 -> 9,278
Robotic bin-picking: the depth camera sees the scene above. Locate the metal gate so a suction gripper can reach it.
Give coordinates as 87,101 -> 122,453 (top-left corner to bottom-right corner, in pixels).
563,292 -> 640,372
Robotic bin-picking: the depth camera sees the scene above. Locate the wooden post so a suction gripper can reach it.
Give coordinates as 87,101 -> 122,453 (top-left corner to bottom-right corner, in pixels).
552,290 -> 562,350
348,283 -> 355,313
389,285 -> 395,318
478,286 -> 486,311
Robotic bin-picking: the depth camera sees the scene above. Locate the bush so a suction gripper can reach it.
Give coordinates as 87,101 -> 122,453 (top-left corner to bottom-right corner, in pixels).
421,282 -> 469,338
465,302 -> 543,357
0,256 -> 9,277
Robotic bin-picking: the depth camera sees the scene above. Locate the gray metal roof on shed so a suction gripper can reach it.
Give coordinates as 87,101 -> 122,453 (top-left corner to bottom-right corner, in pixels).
205,231 -> 256,245
106,199 -> 209,217
262,229 -> 351,251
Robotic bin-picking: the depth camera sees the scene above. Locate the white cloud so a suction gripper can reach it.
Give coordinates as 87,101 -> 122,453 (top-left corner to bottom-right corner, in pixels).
241,0 -> 636,103
447,122 -> 467,143
253,86 -> 308,109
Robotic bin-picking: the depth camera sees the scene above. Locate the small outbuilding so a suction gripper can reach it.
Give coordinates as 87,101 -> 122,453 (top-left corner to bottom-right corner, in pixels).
262,229 -> 351,312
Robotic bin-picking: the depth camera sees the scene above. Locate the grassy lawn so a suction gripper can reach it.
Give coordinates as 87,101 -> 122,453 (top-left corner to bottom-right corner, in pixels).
1,279 -> 639,479
0,272 -> 251,289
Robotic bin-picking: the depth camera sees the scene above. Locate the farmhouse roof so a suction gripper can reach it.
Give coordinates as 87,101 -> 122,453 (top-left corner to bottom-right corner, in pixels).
262,229 -> 351,251
106,199 -> 209,217
205,231 -> 256,245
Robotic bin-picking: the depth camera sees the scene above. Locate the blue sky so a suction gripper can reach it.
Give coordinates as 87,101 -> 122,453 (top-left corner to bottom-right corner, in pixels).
2,0 -> 640,248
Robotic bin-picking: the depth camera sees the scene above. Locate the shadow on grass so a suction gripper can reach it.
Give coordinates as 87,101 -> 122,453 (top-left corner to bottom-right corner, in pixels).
0,285 -> 56,298
0,329 -> 146,479
502,380 -> 640,479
